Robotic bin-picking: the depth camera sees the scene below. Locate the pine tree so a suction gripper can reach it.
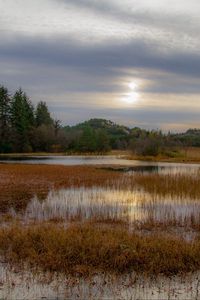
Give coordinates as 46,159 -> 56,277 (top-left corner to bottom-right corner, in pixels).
35,101 -> 53,127
0,85 -> 11,152
11,88 -> 34,152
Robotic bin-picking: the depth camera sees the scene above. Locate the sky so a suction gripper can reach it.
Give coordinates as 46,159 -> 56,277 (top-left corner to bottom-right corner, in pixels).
0,0 -> 200,131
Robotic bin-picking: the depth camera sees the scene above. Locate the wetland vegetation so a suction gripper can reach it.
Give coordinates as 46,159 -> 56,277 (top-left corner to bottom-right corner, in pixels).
0,162 -> 200,298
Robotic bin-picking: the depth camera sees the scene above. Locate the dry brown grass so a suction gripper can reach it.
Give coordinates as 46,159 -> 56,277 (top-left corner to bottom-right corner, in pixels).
180,147 -> 200,161
0,164 -> 121,212
1,164 -> 200,277
1,163 -> 200,227
0,223 -> 199,277
132,173 -> 200,199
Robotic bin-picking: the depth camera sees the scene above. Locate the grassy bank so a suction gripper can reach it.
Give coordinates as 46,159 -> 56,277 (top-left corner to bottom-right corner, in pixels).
0,150 -> 128,157
127,147 -> 200,163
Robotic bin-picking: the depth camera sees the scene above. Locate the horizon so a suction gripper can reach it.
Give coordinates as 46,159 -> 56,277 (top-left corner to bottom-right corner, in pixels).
2,83 -> 200,134
54,116 -> 200,134
1,0 -> 200,132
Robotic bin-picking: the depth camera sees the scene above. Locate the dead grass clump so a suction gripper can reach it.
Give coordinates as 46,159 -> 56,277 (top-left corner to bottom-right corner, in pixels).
180,147 -> 200,161
0,223 -> 199,277
132,173 -> 200,199
0,164 -> 121,212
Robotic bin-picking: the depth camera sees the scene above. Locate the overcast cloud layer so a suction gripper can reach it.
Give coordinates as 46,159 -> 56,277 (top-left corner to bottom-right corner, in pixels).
0,0 -> 200,131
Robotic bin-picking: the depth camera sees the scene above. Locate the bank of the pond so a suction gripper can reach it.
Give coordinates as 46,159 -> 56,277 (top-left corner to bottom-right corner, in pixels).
1,147 -> 200,163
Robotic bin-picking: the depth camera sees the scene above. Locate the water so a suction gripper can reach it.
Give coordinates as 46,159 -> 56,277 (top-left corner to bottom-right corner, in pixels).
22,186 -> 200,229
0,155 -> 200,175
1,156 -> 199,227
0,263 -> 199,300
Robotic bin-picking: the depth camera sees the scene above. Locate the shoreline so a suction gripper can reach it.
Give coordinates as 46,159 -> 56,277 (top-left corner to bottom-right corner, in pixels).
1,149 -> 200,164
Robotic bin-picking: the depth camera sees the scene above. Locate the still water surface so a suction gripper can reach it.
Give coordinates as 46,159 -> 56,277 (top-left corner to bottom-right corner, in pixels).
1,155 -> 200,175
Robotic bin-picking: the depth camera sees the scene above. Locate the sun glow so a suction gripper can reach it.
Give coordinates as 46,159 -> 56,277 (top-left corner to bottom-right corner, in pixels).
122,92 -> 139,104
128,82 -> 138,90
121,81 -> 140,104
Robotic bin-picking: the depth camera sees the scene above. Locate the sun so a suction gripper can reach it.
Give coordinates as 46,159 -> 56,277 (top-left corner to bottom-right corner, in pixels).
128,82 -> 138,90
121,81 -> 140,104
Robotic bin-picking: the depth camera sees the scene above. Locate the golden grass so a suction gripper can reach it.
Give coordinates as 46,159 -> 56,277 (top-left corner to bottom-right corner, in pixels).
1,163 -> 200,226
1,164 -> 200,277
0,223 -> 199,276
0,164 -> 121,212
180,147 -> 200,160
132,173 -> 200,199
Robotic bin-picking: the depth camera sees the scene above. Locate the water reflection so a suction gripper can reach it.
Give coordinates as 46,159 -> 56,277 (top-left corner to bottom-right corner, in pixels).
1,155 -> 200,175
0,155 -> 200,172
23,187 -> 200,226
0,263 -> 199,300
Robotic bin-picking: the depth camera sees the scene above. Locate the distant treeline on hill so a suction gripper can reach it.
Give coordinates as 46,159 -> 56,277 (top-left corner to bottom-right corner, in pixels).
0,85 -> 200,155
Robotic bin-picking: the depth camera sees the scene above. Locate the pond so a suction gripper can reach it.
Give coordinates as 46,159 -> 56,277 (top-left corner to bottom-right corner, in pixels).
23,186 -> 200,231
0,155 -> 200,175
0,264 -> 199,300
1,155 -> 200,227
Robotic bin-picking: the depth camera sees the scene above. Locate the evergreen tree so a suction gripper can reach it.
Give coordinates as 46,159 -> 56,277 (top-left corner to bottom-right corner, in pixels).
78,126 -> 97,152
0,85 -> 11,152
35,101 -> 53,127
11,88 -> 34,152
54,119 -> 61,137
96,129 -> 110,153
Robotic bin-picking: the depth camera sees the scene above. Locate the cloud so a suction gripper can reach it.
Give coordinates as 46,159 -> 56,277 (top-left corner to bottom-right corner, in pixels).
1,35 -> 200,79
0,0 -> 200,130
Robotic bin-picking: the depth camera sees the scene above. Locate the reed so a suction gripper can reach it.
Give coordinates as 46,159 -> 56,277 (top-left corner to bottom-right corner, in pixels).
1,164 -> 200,231
0,223 -> 199,277
0,164 -> 121,212
1,163 -> 200,278
132,173 -> 200,199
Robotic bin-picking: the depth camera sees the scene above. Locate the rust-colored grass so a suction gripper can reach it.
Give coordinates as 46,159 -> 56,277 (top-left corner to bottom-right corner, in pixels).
0,223 -> 199,276
180,147 -> 200,161
1,164 -> 200,277
132,173 -> 200,199
0,164 -> 121,212
1,163 -> 200,230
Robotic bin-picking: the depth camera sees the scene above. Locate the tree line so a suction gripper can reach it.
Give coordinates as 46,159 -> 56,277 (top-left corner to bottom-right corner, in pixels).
0,85 -> 112,153
0,85 -> 60,153
1,85 -> 200,155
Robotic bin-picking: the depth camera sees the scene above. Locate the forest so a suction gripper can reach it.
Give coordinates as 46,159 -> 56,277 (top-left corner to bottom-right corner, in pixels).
0,85 -> 200,155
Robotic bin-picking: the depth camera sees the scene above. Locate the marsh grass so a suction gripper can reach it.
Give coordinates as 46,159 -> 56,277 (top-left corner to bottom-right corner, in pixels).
1,163 -> 200,280
0,164 -> 121,212
132,172 -> 200,199
1,164 -> 200,230
22,187 -> 200,230
0,223 -> 200,277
